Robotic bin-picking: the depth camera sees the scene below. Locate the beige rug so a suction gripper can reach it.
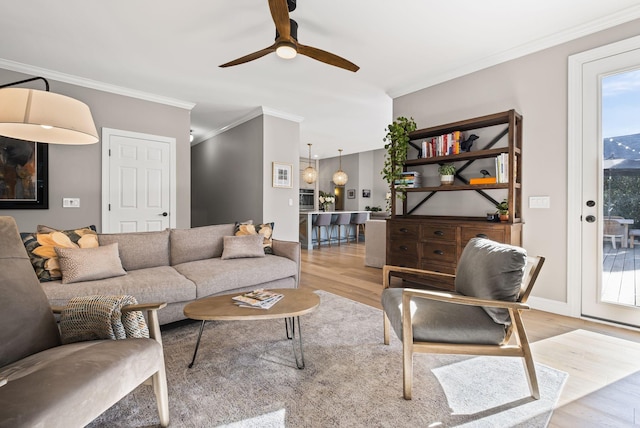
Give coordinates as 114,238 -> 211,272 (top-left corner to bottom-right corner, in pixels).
88,291 -> 567,427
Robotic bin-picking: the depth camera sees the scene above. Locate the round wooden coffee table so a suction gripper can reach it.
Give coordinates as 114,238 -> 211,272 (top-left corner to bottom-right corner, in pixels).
183,288 -> 320,369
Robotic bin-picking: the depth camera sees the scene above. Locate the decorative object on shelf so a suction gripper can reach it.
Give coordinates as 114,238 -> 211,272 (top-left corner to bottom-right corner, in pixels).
0,137 -> 48,209
318,191 -> 335,211
347,189 -> 356,199
438,163 -> 456,185
362,189 -> 371,198
0,76 -> 98,145
495,199 -> 509,221
332,149 -> 348,186
302,143 -> 318,184
382,117 -> 417,206
365,206 -> 382,212
460,134 -> 479,152
272,162 -> 293,188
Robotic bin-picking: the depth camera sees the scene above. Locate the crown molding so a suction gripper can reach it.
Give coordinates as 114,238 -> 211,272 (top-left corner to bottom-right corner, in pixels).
0,58 -> 196,110
388,5 -> 640,98
192,106 -> 304,146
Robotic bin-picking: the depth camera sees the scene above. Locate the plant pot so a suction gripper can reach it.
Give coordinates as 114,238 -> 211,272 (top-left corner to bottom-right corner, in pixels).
440,175 -> 455,185
440,175 -> 454,185
499,213 -> 509,222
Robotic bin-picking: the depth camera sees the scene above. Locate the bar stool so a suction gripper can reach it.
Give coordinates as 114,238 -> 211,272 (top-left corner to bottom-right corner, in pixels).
331,212 -> 352,245
313,213 -> 333,248
350,212 -> 368,243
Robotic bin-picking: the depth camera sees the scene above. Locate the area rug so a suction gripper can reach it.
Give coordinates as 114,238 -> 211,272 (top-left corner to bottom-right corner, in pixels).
88,291 -> 567,427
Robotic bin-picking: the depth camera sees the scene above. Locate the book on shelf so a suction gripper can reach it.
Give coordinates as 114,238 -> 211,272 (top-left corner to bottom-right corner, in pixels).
420,131 -> 462,158
469,177 -> 497,185
232,289 -> 284,310
394,171 -> 422,188
495,153 -> 509,183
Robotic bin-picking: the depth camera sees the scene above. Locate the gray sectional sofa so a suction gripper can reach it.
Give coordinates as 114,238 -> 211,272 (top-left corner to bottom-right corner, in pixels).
40,223 -> 300,325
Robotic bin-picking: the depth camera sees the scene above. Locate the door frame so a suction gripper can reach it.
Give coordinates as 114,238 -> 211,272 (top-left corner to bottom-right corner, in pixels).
567,34 -> 640,320
101,127 -> 177,232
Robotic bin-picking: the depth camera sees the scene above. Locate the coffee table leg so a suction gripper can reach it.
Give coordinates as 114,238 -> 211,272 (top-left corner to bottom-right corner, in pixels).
188,320 -> 207,368
285,316 -> 305,369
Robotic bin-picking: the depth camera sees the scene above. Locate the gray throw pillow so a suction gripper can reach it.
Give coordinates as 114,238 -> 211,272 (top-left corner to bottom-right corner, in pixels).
455,237 -> 527,325
221,235 -> 266,260
55,243 -> 127,284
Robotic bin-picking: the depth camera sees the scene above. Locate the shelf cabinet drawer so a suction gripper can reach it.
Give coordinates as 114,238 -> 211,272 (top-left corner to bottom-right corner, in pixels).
421,224 -> 456,241
421,242 -> 457,263
387,237 -> 418,267
421,260 -> 456,275
460,227 -> 506,247
389,223 -> 419,239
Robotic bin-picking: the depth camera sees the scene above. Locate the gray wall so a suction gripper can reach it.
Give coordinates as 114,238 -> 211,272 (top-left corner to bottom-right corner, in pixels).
191,113 -> 300,242
393,18 -> 640,304
191,116 -> 263,227
0,69 -> 192,232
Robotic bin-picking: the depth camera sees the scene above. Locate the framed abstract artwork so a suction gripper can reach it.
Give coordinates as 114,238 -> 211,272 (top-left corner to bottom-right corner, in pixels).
0,137 -> 48,209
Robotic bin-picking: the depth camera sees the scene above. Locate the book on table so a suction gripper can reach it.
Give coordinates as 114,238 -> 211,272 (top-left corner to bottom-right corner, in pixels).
232,289 -> 284,309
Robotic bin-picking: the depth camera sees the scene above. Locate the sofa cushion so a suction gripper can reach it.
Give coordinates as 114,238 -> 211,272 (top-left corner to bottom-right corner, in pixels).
235,222 -> 274,254
173,255 -> 297,298
22,227 -> 99,282
169,223 -> 235,265
455,237 -> 527,325
0,339 -> 162,428
55,243 -> 126,284
98,229 -> 170,271
41,265 -> 196,307
221,235 -> 266,260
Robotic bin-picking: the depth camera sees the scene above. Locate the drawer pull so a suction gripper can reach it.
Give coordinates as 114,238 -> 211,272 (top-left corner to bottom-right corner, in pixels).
434,230 -> 444,236
400,245 -> 408,251
476,233 -> 488,238
434,250 -> 444,255
399,228 -> 409,233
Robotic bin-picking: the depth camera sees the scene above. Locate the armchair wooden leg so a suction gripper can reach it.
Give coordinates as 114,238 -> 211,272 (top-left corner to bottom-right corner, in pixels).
512,311 -> 540,400
383,312 -> 390,345
402,343 -> 413,400
153,365 -> 170,427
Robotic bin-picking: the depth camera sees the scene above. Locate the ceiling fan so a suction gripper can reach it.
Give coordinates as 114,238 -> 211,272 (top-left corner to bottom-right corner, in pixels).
219,0 -> 359,72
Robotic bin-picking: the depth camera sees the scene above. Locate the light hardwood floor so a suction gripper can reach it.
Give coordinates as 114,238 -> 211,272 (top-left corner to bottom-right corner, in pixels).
300,242 -> 640,427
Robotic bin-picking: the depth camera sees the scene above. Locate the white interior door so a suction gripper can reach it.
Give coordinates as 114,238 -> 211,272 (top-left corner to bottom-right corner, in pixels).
580,47 -> 640,327
102,128 -> 176,233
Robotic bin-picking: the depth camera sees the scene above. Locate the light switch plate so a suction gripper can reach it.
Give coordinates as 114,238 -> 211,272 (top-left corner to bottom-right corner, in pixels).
63,198 -> 80,208
529,196 -> 550,209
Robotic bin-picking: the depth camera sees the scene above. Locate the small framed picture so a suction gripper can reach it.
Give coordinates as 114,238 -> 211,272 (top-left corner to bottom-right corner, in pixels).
362,189 -> 371,198
272,162 -> 292,188
347,189 -> 356,199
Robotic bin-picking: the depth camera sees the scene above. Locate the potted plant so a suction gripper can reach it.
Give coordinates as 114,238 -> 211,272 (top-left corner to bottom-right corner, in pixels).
495,199 -> 509,221
381,117 -> 417,210
438,163 -> 456,185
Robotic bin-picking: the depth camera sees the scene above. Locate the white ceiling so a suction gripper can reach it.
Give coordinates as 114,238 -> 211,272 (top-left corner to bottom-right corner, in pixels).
1,1 -> 640,159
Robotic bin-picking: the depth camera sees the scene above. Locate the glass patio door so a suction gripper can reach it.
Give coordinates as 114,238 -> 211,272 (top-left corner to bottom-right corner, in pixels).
581,47 -> 640,327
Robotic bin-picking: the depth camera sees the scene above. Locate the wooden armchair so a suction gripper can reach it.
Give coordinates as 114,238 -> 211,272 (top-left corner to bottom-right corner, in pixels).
381,238 -> 544,400
0,216 -> 169,427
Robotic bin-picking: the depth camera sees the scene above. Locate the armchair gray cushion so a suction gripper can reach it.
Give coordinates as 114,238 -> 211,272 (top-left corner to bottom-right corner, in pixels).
455,237 -> 527,325
381,288 -> 507,345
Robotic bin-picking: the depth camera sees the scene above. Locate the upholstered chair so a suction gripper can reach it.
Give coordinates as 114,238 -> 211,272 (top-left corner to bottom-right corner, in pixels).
381,237 -> 544,400
0,216 -> 169,427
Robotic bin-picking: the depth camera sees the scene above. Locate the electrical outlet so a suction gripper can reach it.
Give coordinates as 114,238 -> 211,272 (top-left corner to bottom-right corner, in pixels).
63,198 -> 80,208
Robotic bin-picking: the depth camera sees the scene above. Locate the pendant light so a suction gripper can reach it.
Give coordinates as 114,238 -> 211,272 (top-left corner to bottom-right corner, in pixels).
302,143 -> 317,184
332,149 -> 348,186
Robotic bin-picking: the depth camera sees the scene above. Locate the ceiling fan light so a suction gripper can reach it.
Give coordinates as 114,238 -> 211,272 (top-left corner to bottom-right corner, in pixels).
276,44 -> 297,59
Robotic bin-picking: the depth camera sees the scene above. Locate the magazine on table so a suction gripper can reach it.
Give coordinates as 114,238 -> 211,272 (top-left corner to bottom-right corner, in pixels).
232,289 -> 284,309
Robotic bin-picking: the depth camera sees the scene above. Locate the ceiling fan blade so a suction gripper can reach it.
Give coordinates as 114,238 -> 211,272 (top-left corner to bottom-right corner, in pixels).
268,0 -> 290,40
219,44 -> 277,68
297,44 -> 359,72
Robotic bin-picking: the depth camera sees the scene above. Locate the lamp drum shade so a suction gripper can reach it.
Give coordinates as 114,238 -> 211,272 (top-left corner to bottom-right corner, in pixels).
0,88 -> 99,145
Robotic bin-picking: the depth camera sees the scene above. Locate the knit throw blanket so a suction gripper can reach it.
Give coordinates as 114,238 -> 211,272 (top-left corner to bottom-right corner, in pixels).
60,295 -> 149,344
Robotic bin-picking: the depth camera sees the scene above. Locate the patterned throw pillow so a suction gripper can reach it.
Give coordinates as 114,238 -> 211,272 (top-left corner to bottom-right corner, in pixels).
22,227 -> 99,282
55,243 -> 126,284
234,221 -> 274,255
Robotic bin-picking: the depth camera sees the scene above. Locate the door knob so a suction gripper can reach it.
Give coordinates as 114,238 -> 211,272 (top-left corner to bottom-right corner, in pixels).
161,212 -> 168,217
585,215 -> 596,223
